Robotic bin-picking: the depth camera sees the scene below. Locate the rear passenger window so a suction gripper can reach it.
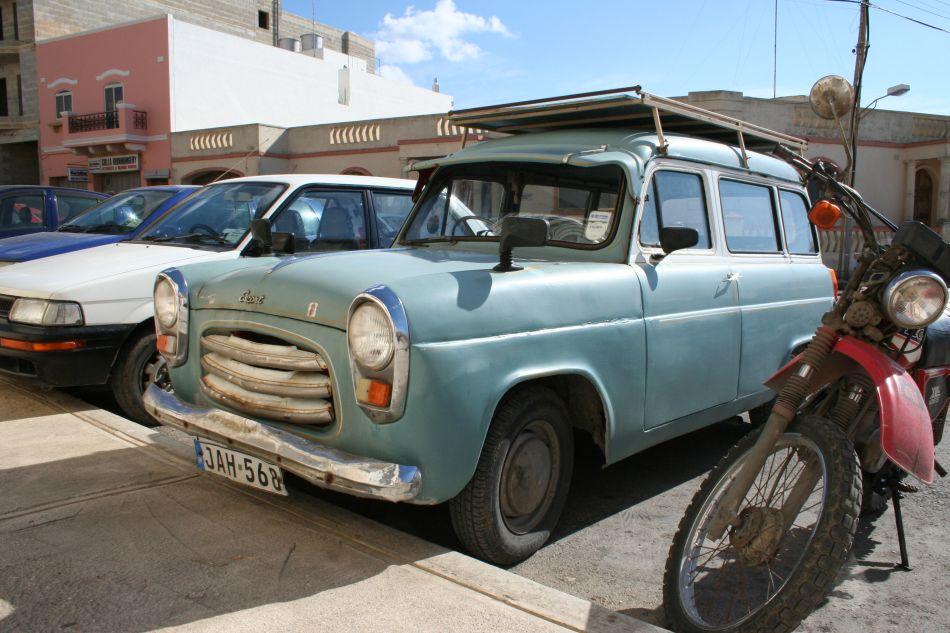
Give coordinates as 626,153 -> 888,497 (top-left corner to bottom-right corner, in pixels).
778,190 -> 818,254
371,192 -> 413,247
56,194 -> 100,223
719,180 -> 781,253
639,171 -> 711,249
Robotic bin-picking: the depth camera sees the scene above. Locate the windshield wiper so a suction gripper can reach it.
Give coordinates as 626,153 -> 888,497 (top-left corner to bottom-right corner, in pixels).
86,222 -> 135,234
144,232 -> 230,245
58,224 -> 85,233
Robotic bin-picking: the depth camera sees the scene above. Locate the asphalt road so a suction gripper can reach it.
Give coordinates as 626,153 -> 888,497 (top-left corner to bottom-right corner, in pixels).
77,387 -> 949,632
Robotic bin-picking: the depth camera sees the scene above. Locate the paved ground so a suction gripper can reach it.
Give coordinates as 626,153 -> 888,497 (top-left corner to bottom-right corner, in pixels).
0,377 -> 660,633
73,387 -> 949,632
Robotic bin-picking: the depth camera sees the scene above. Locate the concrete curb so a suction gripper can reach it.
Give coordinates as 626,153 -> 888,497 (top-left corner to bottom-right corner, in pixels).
7,376 -> 666,633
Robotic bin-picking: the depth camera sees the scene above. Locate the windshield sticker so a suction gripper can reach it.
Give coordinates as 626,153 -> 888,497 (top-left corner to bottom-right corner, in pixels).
585,211 -> 612,242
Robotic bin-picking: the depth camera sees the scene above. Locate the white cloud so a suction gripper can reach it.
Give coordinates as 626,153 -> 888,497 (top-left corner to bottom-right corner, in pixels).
375,0 -> 512,65
379,64 -> 416,86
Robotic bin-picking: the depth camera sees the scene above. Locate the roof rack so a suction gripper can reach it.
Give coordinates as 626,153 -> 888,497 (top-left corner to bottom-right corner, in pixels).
448,86 -> 807,167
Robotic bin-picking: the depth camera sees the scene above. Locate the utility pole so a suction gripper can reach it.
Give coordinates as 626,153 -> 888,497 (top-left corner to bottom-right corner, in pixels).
839,0 -> 870,279
848,0 -> 870,186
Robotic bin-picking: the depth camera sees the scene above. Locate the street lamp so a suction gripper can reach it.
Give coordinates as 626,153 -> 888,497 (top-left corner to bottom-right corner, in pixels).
861,83 -> 910,117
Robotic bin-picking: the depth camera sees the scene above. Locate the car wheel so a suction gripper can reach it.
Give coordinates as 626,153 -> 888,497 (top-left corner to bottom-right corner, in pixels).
449,385 -> 574,565
111,331 -> 170,427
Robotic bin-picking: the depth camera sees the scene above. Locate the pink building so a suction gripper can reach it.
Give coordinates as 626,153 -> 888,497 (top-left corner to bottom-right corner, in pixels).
38,17 -> 172,192
36,15 -> 451,192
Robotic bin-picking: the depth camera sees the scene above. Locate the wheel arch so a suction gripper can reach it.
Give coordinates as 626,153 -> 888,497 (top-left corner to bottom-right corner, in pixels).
488,367 -> 613,461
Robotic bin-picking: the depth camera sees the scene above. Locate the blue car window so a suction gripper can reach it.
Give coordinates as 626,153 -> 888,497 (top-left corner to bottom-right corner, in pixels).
779,190 -> 818,255
0,193 -> 44,229
61,190 -> 175,234
720,179 -> 782,253
640,171 -> 711,249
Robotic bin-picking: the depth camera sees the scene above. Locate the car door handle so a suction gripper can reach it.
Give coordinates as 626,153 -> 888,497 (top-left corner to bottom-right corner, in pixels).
724,272 -> 740,282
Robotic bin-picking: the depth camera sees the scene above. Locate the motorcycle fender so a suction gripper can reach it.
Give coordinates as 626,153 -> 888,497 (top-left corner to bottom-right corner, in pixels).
765,336 -> 935,484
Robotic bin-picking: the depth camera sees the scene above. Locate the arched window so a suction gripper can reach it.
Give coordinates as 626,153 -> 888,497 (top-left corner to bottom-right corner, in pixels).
341,166 -> 372,176
55,90 -> 72,118
104,83 -> 124,111
914,169 -> 935,226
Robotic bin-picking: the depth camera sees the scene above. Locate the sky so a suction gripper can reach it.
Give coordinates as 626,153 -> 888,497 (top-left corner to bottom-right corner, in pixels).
283,0 -> 950,114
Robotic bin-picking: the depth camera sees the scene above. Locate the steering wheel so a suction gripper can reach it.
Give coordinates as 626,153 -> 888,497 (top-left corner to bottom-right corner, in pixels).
189,223 -> 217,235
449,216 -> 497,237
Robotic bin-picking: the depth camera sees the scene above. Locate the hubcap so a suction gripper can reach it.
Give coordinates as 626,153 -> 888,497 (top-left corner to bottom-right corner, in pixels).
500,420 -> 559,534
142,352 -> 171,393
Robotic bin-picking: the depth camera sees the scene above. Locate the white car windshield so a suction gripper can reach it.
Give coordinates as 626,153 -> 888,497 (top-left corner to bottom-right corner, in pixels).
137,182 -> 286,248
58,189 -> 177,234
402,163 -> 623,247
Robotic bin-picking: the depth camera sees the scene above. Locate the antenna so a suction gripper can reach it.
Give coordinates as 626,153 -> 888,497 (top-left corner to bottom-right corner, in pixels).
773,0 -> 778,98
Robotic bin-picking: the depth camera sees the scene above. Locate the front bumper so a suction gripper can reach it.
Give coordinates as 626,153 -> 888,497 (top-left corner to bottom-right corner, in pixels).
143,384 -> 422,503
0,320 -> 135,386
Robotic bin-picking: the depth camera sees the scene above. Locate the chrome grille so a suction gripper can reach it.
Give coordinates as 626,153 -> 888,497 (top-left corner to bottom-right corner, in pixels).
199,333 -> 333,425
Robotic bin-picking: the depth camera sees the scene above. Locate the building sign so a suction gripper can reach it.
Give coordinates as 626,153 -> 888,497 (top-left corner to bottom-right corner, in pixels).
88,154 -> 139,174
66,166 -> 89,182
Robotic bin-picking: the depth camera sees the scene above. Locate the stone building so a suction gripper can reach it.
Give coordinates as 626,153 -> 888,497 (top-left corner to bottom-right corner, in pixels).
0,0 -> 376,184
169,90 -> 949,238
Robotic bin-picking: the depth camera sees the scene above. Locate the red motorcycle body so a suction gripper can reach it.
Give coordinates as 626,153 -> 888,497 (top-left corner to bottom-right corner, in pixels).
766,335 -> 936,484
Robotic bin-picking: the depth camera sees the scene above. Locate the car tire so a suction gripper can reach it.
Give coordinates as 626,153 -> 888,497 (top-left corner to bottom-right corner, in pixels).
111,330 -> 167,427
449,385 -> 574,565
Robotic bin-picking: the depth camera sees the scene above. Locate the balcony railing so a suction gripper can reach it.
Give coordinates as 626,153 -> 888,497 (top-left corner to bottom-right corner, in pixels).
67,110 -> 148,133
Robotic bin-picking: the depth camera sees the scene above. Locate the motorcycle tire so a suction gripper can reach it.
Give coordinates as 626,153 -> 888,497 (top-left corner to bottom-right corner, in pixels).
663,415 -> 862,633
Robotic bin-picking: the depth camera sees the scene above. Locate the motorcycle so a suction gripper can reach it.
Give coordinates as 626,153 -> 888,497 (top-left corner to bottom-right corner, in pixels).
662,146 -> 950,633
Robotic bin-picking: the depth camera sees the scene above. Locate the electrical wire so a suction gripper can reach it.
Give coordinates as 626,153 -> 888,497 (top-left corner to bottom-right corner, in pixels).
822,0 -> 950,33
887,0 -> 950,21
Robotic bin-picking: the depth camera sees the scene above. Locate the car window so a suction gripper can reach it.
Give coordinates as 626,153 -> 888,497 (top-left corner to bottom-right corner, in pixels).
371,192 -> 413,247
403,163 -> 623,248
720,179 -> 781,253
60,190 -> 176,234
271,189 -> 367,253
779,190 -> 818,255
137,182 -> 285,248
0,193 -> 45,229
56,194 -> 101,223
639,171 -> 711,249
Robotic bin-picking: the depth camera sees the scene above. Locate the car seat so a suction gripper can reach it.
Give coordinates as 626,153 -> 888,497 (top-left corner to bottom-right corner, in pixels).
273,209 -> 310,252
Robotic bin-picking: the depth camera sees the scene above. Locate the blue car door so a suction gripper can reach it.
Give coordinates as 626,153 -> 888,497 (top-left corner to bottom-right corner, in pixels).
633,166 -> 741,429
0,189 -> 50,238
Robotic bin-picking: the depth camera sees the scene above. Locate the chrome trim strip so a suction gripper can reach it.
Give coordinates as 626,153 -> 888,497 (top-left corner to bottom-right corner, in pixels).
201,334 -> 327,371
200,374 -> 333,425
144,384 -> 421,502
347,285 -> 410,424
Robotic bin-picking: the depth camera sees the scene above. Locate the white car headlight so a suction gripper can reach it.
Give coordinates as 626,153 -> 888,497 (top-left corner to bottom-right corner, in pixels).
8,298 -> 84,326
882,269 -> 948,329
154,276 -> 179,329
348,300 -> 395,370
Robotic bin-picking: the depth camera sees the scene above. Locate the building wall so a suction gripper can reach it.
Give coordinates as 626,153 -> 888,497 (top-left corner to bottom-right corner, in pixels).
168,18 -> 451,132
0,141 -> 39,182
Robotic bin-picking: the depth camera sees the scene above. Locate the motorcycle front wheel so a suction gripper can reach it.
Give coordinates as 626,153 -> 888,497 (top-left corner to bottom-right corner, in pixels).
663,415 -> 862,633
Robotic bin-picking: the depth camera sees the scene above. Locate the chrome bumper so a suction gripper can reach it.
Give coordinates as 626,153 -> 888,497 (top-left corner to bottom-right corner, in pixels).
144,384 -> 421,502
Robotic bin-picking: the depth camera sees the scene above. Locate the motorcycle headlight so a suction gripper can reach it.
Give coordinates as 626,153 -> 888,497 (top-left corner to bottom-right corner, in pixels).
882,269 -> 948,329
154,276 -> 179,329
8,298 -> 84,326
347,300 -> 395,370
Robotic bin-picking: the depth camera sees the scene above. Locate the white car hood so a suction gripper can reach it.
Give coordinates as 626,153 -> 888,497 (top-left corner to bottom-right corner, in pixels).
0,243 -> 233,325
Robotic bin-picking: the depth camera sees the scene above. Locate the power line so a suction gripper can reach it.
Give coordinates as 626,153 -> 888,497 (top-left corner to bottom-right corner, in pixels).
823,0 -> 950,32
887,0 -> 950,21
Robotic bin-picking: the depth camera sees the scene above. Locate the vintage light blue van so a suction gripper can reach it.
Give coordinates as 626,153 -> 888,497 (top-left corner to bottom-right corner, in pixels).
145,88 -> 835,564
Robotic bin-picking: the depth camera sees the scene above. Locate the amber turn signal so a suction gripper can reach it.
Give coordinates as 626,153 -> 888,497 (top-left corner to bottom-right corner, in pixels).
356,377 -> 392,408
0,338 -> 83,352
808,200 -> 841,230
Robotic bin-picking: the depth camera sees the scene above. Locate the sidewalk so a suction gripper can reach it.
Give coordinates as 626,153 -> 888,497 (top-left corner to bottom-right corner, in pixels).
0,375 -> 664,633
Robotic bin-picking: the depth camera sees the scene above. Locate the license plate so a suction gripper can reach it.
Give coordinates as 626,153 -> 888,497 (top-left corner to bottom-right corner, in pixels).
193,438 -> 288,496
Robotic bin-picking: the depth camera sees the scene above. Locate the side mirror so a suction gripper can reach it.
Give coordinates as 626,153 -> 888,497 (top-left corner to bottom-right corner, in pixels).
659,226 -> 699,256
494,216 -> 548,272
247,218 -> 295,257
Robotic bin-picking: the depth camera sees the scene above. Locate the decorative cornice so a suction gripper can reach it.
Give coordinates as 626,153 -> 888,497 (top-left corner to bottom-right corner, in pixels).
47,77 -> 78,90
96,69 -> 130,82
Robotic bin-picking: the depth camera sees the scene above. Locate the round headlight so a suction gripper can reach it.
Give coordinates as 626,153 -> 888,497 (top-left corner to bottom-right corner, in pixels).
348,301 -> 395,370
154,276 -> 179,329
882,269 -> 948,329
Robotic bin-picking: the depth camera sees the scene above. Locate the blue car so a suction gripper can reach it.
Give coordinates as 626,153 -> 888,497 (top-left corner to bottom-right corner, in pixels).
0,186 -> 108,239
0,186 -> 197,263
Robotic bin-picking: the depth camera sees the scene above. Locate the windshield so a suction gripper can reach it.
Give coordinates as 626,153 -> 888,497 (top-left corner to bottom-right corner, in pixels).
136,182 -> 286,248
59,189 -> 177,234
402,163 -> 623,248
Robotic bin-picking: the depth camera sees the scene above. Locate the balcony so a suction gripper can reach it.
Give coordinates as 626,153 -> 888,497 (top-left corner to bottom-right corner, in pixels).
61,105 -> 150,156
